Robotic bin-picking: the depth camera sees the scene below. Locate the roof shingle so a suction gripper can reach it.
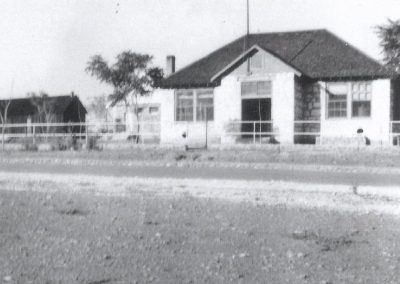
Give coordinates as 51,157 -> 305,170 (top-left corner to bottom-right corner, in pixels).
161,29 -> 391,89
0,95 -> 86,117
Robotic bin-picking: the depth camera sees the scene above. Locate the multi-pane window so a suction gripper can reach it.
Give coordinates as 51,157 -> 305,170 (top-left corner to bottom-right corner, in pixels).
351,82 -> 371,117
196,90 -> 214,121
241,81 -> 272,98
175,89 -> 214,122
149,106 -> 159,114
326,82 -> 372,119
175,90 -> 194,121
327,83 -> 348,118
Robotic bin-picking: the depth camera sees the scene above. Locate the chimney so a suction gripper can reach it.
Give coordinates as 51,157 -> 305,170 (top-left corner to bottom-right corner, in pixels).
166,55 -> 176,76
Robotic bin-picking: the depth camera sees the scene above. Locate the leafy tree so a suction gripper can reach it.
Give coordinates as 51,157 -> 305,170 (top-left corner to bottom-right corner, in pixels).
85,51 -> 163,142
147,67 -> 164,88
377,19 -> 400,74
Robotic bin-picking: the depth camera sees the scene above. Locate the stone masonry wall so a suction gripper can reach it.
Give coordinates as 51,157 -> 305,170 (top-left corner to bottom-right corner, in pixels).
294,77 -> 321,142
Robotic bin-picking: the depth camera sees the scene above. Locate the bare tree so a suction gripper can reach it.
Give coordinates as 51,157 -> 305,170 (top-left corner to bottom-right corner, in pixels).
0,99 -> 11,151
28,91 -> 56,140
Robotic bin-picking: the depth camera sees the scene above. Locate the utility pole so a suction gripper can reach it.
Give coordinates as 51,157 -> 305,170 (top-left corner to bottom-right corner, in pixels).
247,0 -> 250,36
246,0 -> 250,73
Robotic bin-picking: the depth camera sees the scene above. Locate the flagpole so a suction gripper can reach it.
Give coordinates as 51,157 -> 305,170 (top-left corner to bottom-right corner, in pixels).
246,0 -> 250,73
247,0 -> 250,37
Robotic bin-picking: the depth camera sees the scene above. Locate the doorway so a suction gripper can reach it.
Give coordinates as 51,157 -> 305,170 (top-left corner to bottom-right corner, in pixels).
241,98 -> 272,138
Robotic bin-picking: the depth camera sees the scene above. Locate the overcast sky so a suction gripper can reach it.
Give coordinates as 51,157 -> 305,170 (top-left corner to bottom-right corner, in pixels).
0,0 -> 399,101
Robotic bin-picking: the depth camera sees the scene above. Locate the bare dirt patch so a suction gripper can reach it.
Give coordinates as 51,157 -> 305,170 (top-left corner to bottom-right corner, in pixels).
1,179 -> 400,283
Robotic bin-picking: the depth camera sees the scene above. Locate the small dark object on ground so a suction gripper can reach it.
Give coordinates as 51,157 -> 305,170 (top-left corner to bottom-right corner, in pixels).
87,279 -> 112,284
175,154 -> 187,161
143,220 -> 159,226
352,185 -> 359,195
57,208 -> 87,216
192,154 -> 201,161
269,136 -> 280,144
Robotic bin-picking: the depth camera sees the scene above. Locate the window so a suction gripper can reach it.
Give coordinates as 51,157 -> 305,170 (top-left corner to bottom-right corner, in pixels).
327,83 -> 348,118
241,81 -> 272,98
175,89 -> 214,122
149,106 -> 159,114
351,82 -> 371,117
250,52 -> 263,69
175,90 -> 194,121
196,90 -> 214,121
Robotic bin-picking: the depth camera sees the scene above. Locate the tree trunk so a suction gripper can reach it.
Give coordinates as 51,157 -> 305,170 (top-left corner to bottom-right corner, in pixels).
2,126 -> 4,152
134,94 -> 140,144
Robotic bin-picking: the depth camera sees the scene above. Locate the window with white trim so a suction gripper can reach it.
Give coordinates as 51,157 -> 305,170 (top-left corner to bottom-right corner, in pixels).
241,81 -> 272,98
175,90 -> 194,121
175,89 -> 214,122
351,82 -> 371,117
327,83 -> 348,118
196,90 -> 214,121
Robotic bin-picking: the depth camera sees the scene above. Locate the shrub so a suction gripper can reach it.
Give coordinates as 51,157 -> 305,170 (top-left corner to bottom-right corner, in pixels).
84,136 -> 101,151
24,143 -> 38,151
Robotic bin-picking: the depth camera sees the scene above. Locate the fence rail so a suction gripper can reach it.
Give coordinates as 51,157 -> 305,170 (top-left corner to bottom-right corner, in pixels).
293,120 -> 321,136
14,119 -> 400,147
0,121 -> 161,147
223,120 -> 321,144
224,120 -> 276,144
390,121 -> 400,145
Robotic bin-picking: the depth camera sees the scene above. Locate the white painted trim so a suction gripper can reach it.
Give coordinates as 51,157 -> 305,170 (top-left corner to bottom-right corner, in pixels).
210,45 -> 301,82
174,88 -> 215,123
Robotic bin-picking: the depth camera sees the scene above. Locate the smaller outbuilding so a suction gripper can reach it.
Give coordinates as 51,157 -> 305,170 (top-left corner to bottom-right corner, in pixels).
0,93 -> 87,135
0,93 -> 87,124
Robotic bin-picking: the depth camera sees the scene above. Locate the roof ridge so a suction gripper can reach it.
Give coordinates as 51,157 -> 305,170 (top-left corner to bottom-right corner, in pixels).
163,35 -> 246,80
248,28 -> 327,36
0,94 -> 75,101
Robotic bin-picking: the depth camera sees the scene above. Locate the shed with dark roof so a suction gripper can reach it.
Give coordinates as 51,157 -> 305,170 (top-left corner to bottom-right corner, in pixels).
0,94 -> 87,124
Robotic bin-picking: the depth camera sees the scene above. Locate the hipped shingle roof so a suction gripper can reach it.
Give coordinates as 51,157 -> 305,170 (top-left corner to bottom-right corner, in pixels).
161,29 -> 391,89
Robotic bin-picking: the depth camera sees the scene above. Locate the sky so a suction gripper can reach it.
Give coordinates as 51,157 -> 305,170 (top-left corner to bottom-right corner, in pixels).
0,0 -> 399,103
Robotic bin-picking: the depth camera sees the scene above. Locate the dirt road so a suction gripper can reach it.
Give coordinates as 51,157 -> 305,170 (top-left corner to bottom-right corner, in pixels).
1,159 -> 400,187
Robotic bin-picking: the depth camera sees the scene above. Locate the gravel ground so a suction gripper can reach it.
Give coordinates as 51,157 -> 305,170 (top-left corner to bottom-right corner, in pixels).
1,174 -> 400,283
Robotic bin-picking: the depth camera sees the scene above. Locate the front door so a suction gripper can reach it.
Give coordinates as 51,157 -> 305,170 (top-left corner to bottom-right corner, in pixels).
241,98 -> 272,138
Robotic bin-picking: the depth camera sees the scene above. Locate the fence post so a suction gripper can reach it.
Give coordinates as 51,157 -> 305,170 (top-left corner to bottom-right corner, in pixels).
33,125 -> 36,145
253,121 -> 255,144
85,121 -> 88,150
1,125 -> 3,152
141,122 -> 145,145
